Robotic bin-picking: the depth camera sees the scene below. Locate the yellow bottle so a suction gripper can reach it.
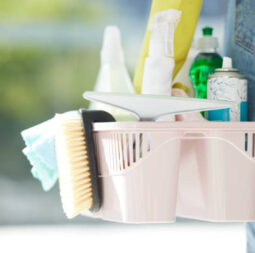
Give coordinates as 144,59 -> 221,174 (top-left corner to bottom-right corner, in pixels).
134,0 -> 203,93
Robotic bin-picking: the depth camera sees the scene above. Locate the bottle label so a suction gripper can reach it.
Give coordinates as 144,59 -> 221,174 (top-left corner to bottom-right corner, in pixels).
207,77 -> 247,121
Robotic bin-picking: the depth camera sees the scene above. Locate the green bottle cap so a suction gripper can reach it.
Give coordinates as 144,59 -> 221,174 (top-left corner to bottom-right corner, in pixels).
202,27 -> 213,36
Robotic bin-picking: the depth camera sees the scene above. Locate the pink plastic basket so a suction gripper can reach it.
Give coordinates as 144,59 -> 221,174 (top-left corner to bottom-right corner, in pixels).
83,121 -> 255,223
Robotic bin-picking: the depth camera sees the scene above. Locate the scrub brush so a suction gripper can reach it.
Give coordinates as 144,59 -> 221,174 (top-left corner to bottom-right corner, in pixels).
55,109 -> 115,218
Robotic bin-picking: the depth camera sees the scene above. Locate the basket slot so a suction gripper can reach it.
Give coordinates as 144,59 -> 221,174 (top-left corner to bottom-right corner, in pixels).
142,133 -> 147,157
98,135 -> 104,170
129,134 -> 135,166
117,133 -> 124,171
140,133 -> 143,158
104,134 -> 111,172
247,133 -> 254,158
132,133 -> 136,163
129,133 -> 134,166
94,134 -> 101,170
94,131 -> 154,174
113,134 -> 119,172
109,135 -> 115,171
122,133 -> 128,169
147,133 -> 151,152
245,133 -> 248,152
135,133 -> 140,163
253,134 -> 255,158
113,134 -> 118,171
111,135 -> 117,171
107,135 -> 113,171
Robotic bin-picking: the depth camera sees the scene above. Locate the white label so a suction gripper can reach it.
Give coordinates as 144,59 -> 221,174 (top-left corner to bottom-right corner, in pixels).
207,77 -> 247,121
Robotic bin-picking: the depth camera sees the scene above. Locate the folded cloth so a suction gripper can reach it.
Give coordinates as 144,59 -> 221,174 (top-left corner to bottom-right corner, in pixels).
21,118 -> 58,191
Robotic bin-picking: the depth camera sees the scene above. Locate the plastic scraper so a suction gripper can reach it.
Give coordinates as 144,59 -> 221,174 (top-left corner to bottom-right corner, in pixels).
83,91 -> 234,121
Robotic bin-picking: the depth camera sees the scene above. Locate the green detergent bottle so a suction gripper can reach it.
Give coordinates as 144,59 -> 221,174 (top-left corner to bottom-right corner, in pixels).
189,27 -> 222,99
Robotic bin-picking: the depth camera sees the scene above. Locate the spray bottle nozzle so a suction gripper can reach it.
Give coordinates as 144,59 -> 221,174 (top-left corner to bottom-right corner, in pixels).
148,9 -> 182,58
101,26 -> 124,64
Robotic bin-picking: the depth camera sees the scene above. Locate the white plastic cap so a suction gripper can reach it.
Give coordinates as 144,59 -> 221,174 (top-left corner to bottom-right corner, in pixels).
222,56 -> 232,68
197,36 -> 219,50
197,27 -> 219,50
101,26 -> 124,65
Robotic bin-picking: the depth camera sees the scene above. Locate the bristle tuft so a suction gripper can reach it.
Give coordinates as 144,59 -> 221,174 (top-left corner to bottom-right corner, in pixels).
55,112 -> 93,219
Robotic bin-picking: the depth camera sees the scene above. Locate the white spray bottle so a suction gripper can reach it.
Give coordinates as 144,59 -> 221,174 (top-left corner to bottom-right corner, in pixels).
142,9 -> 182,95
89,26 -> 135,121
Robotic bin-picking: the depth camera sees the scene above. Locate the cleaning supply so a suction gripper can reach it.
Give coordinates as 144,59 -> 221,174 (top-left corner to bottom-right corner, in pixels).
133,0 -> 203,93
22,110 -> 255,223
142,9 -> 182,95
189,27 -> 222,99
83,91 -> 234,121
21,119 -> 58,191
207,57 -> 248,121
55,110 -> 115,218
89,26 -> 135,121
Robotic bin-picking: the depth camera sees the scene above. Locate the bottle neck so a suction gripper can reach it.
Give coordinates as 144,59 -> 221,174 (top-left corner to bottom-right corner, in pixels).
201,48 -> 217,53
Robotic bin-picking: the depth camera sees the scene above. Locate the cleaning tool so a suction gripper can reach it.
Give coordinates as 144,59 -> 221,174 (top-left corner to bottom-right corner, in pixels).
207,56 -> 248,121
134,0 -> 203,93
141,9 -> 181,95
189,27 -> 222,99
55,110 -> 115,218
21,119 -> 58,191
83,91 -> 234,121
21,108 -> 255,223
89,26 -> 135,121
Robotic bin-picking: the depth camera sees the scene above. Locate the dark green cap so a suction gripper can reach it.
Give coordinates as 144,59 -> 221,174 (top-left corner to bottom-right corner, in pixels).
202,27 -> 213,36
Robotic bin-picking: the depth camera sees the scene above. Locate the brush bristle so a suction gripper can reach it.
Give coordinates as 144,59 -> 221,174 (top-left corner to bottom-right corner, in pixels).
55,112 -> 93,219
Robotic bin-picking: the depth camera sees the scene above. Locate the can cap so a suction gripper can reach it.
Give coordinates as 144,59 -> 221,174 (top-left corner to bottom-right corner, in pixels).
212,56 -> 244,78
222,57 -> 232,68
215,56 -> 239,73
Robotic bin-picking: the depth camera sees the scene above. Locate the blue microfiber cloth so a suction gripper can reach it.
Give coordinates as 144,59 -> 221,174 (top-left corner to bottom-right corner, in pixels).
21,118 -> 58,191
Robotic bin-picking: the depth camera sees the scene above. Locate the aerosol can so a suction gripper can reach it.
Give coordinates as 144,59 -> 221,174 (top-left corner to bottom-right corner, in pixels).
207,57 -> 247,121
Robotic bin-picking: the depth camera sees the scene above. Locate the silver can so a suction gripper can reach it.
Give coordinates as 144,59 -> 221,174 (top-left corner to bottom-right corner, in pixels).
207,66 -> 247,121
